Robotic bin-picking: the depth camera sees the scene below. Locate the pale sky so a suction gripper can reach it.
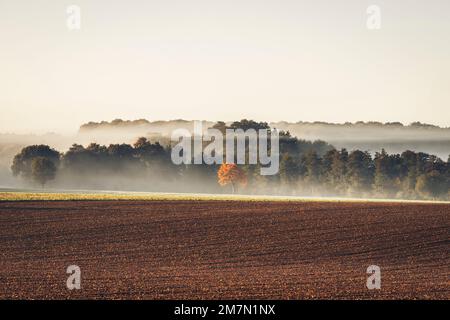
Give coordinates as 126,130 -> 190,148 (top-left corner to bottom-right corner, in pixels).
0,0 -> 449,133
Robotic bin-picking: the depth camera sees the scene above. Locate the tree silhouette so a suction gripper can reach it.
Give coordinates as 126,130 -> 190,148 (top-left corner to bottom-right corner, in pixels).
279,154 -> 300,187
11,145 -> 60,181
415,170 -> 448,199
347,150 -> 374,194
31,157 -> 57,187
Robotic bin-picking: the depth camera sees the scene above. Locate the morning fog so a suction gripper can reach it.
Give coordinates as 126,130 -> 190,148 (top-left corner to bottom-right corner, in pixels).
171,121 -> 279,175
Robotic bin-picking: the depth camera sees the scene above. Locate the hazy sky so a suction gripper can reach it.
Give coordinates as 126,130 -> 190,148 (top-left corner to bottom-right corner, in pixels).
1,0 -> 449,133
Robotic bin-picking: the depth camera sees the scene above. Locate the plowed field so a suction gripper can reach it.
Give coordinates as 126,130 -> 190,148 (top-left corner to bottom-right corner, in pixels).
0,200 -> 448,299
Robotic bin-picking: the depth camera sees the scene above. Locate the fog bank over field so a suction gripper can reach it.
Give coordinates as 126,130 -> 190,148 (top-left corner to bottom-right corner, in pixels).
2,119 -> 450,172
0,119 -> 450,199
0,131 -> 148,188
78,119 -> 450,160
271,121 -> 450,160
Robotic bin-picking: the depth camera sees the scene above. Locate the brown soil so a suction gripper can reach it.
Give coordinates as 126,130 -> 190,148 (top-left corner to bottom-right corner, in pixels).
0,200 -> 448,299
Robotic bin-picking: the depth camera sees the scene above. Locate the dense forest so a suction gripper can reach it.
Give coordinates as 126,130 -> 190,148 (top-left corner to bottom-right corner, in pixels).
10,120 -> 450,200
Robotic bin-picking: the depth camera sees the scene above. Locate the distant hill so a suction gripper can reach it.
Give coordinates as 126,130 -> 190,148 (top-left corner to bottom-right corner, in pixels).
270,121 -> 450,160
79,119 -> 216,136
78,119 -> 450,159
80,119 -> 450,134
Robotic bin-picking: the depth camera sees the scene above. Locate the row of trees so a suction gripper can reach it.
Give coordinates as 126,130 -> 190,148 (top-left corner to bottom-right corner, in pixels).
80,118 -> 449,131
11,121 -> 450,200
274,148 -> 449,199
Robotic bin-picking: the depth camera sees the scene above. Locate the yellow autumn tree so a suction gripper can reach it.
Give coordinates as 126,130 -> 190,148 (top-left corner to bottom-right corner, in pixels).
217,163 -> 247,194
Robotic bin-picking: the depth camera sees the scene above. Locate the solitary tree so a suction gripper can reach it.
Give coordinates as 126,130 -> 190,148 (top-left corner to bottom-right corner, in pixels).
31,157 -> 57,187
217,163 -> 247,193
11,145 -> 60,181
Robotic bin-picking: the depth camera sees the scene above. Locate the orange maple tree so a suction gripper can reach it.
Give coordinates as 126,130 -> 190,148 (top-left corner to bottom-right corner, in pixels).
217,163 -> 247,193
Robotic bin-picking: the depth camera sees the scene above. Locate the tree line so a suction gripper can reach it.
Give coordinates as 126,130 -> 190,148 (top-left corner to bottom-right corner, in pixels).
11,120 -> 450,200
275,148 -> 449,200
80,118 -> 449,131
